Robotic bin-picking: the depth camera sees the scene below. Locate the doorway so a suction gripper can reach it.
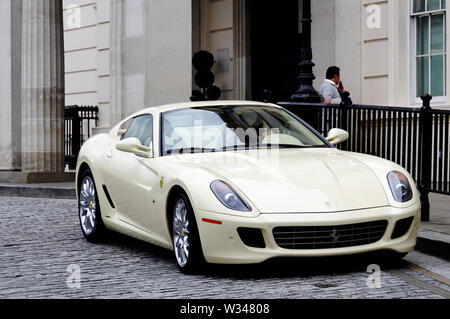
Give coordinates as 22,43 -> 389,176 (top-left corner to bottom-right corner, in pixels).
248,0 -> 300,102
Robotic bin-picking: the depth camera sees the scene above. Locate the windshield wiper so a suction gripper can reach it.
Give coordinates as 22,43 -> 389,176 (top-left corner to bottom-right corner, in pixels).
220,144 -> 307,151
257,144 -> 328,149
166,147 -> 218,155
300,145 -> 328,149
221,145 -> 253,151
263,144 -> 305,149
166,144 -> 327,155
222,144 -> 328,150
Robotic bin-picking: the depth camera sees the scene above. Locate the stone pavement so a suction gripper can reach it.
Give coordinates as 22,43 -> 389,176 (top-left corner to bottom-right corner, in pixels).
0,196 -> 449,299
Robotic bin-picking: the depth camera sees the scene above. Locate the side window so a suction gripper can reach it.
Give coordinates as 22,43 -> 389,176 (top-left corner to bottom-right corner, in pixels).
121,115 -> 153,147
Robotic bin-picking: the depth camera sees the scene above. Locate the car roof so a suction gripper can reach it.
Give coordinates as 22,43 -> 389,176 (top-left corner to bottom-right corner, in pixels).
131,100 -> 282,116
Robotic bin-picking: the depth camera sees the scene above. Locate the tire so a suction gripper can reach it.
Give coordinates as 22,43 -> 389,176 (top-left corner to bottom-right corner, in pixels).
78,169 -> 108,243
171,192 -> 205,274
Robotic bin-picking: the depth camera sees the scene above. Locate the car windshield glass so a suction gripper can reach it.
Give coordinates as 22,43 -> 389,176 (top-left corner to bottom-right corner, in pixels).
161,105 -> 328,155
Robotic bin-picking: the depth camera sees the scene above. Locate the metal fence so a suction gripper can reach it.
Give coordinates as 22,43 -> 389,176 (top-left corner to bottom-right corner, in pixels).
64,105 -> 99,170
278,95 -> 450,221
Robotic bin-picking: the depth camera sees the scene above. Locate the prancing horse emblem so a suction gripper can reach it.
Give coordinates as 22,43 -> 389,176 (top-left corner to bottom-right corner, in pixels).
330,228 -> 340,244
324,201 -> 332,208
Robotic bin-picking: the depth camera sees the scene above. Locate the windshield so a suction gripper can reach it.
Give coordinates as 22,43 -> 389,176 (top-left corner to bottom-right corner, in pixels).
161,105 -> 328,156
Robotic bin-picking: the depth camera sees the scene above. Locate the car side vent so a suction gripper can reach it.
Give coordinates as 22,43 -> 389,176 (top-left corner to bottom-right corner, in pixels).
391,217 -> 414,239
102,185 -> 116,209
237,228 -> 266,249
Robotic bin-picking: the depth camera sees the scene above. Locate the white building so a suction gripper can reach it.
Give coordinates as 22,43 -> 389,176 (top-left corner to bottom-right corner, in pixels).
312,0 -> 447,107
62,0 -> 449,133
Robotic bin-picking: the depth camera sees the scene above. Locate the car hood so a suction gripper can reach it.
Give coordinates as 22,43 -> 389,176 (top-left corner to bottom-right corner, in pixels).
172,148 -> 389,213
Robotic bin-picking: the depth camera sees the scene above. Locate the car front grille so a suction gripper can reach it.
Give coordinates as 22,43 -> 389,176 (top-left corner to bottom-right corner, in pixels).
272,220 -> 388,250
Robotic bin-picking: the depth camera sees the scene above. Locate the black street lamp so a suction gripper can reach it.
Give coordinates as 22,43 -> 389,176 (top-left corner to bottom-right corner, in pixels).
291,0 -> 322,103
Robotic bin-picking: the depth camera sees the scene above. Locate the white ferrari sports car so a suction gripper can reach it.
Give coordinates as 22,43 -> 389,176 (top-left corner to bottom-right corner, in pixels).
76,101 -> 420,273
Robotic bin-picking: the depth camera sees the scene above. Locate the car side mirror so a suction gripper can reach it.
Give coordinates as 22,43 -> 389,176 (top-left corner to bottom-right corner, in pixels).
326,128 -> 349,146
116,138 -> 153,158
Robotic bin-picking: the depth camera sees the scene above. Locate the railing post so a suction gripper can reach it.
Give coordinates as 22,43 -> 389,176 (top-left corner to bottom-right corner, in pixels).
70,106 -> 81,170
340,91 -> 351,131
419,95 -> 433,222
338,91 -> 350,150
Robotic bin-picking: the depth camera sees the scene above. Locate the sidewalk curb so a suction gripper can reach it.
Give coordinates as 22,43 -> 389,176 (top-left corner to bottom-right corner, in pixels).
0,185 -> 76,200
416,232 -> 450,260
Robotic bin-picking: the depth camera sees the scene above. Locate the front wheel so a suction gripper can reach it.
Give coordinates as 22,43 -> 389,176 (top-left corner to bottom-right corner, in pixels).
172,192 -> 205,274
78,170 -> 108,242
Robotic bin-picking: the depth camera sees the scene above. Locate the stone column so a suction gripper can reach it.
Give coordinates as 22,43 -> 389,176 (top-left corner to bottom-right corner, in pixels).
106,0 -> 192,131
109,0 -> 147,127
109,0 -> 125,128
143,0 -> 192,107
0,0 -> 22,174
20,0 -> 66,182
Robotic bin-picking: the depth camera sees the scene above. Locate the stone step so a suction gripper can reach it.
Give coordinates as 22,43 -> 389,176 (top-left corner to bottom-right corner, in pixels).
0,183 -> 76,200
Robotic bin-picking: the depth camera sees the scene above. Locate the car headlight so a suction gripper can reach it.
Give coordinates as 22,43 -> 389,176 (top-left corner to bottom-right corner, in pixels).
387,171 -> 413,203
210,180 -> 252,212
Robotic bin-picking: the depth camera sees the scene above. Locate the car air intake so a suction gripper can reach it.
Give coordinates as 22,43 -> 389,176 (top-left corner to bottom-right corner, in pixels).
391,217 -> 414,239
273,220 -> 388,250
237,228 -> 266,249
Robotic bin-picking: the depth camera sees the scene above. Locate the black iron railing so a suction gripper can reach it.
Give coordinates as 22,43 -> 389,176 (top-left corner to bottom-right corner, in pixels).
64,105 -> 99,170
278,95 -> 450,221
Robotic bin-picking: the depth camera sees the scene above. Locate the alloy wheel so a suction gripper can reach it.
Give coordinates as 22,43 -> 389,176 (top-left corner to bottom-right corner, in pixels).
79,176 -> 97,236
173,198 -> 191,268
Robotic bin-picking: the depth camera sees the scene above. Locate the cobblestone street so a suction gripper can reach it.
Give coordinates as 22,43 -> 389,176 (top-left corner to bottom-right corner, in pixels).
0,196 -> 449,299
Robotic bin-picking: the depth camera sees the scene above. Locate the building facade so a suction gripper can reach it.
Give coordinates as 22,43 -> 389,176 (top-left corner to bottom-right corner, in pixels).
63,0 -> 111,128
63,0 -> 449,123
0,0 -> 448,182
312,0 -> 447,107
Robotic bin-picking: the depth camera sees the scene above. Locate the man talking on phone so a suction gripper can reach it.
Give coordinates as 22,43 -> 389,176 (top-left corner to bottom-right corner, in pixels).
319,66 -> 343,104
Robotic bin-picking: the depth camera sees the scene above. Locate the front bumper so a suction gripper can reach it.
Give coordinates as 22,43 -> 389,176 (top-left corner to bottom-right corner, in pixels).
195,202 -> 421,264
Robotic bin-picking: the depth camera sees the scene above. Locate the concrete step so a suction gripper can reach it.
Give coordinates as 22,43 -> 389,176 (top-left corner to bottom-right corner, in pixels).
0,183 -> 76,200
416,227 -> 450,260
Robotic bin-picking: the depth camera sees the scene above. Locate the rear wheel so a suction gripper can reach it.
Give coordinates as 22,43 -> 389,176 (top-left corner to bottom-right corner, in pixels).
172,192 -> 205,274
78,169 -> 108,242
